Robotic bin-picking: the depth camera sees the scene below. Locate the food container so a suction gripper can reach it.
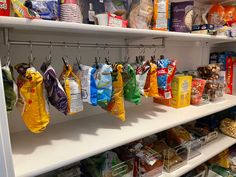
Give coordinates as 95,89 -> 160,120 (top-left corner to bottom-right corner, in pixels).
163,145 -> 189,172
186,138 -> 203,160
182,164 -> 208,177
137,146 -> 163,177
111,159 -> 134,177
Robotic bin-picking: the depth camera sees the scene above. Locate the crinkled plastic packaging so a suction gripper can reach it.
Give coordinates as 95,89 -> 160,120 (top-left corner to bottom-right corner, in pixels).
60,65 -> 83,115
107,64 -> 125,121
153,0 -> 169,30
79,64 -> 97,106
16,66 -> 50,133
123,64 -> 141,104
144,62 -> 159,97
207,3 -> 225,27
2,64 -> 18,112
41,64 -> 68,115
136,63 -> 150,96
95,64 -> 113,108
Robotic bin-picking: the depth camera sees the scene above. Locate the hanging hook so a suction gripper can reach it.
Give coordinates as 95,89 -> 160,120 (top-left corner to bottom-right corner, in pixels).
29,41 -> 35,67
6,43 -> 11,66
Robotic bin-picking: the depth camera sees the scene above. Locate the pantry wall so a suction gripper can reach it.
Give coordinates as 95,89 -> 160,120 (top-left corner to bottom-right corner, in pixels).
0,27 -> 234,177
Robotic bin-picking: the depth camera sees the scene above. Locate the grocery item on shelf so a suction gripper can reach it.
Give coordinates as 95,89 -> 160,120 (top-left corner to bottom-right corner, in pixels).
181,164 -> 208,177
95,63 -> 113,108
107,64 -> 125,121
123,64 -> 141,105
208,149 -> 231,169
209,164 -> 233,177
128,0 -> 153,29
170,1 -> 194,32
207,3 -> 225,28
224,6 -> 236,25
77,64 -> 98,106
153,0 -> 168,31
191,78 -> 206,105
0,0 -> 10,16
170,75 -> 192,108
60,0 -> 82,23
2,62 -> 18,112
15,64 -> 50,133
60,62 -> 83,115
220,118 -> 236,138
144,62 -> 158,97
41,63 -> 68,115
107,13 -> 128,28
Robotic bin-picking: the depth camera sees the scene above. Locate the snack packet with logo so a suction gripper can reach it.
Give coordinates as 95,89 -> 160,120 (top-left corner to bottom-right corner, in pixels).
15,65 -> 50,133
41,63 -> 68,115
60,64 -> 83,115
95,64 -> 113,108
107,64 -> 125,121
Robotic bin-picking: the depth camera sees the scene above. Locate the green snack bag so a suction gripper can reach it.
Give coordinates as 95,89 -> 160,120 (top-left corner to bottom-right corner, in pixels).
123,64 -> 141,105
2,64 -> 18,112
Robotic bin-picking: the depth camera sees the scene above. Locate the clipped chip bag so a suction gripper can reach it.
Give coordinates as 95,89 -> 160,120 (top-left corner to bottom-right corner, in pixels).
16,65 -> 50,133
136,61 -> 150,96
144,62 -> 159,97
2,63 -> 18,112
107,64 -> 125,121
41,63 -> 68,115
60,63 -> 83,115
123,64 -> 141,105
95,64 -> 113,108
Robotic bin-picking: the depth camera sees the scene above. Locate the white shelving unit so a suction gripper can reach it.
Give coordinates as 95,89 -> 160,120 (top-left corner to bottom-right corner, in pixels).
0,16 -> 235,177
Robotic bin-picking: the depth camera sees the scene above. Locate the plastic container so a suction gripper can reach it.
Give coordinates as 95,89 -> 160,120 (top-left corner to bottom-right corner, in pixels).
111,159 -> 134,177
137,146 -> 163,177
186,138 -> 203,160
163,145 -> 189,172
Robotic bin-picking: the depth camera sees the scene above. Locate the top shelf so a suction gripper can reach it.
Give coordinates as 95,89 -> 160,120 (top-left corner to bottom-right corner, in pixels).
1,17 -> 236,43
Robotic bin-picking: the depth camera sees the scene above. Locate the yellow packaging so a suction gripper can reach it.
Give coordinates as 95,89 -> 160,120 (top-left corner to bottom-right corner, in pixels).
171,76 -> 192,108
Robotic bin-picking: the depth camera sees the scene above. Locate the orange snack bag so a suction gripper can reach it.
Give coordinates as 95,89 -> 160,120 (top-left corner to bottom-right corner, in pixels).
207,3 -> 225,26
153,0 -> 169,30
224,6 -> 236,24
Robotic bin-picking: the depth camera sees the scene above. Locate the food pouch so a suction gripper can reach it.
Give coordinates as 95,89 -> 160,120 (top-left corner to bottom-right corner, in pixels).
11,0 -> 40,18
41,64 -> 68,115
207,3 -> 225,27
60,64 -> 83,115
95,64 -> 112,108
144,62 -> 159,97
2,64 -> 18,112
107,64 -> 125,121
153,0 -> 169,30
17,67 -> 50,133
136,62 -> 150,96
224,6 -> 236,25
191,78 -> 206,105
79,64 -> 97,106
123,64 -> 141,104
31,0 -> 59,20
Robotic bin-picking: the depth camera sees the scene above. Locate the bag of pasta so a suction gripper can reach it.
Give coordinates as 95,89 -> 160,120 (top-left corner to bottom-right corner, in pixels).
60,63 -> 83,115
128,0 -> 153,29
15,64 -> 50,133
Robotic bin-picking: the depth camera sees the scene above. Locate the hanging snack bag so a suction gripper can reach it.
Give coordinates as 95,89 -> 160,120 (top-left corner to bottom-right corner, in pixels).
79,64 -> 97,106
123,64 -> 141,105
153,0 -> 169,30
95,64 -> 113,108
107,64 -> 125,121
60,64 -> 83,115
15,65 -> 50,133
136,61 -> 150,96
144,62 -> 159,97
2,64 -> 18,112
128,0 -> 153,29
41,63 -> 68,115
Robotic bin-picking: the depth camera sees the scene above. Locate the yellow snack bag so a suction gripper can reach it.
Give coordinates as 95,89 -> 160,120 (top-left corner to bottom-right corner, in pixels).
144,62 -> 159,97
19,67 -> 50,133
60,64 -> 83,115
107,64 -> 125,121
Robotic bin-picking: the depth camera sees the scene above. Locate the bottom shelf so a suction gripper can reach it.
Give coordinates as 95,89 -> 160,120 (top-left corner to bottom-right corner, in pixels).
161,134 -> 236,177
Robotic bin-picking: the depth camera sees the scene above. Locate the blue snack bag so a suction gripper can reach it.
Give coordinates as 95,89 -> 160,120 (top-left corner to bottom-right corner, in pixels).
32,0 -> 59,20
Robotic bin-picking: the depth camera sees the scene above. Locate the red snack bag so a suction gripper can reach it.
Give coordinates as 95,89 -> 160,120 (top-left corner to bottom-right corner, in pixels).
191,78 -> 206,105
0,0 -> 10,16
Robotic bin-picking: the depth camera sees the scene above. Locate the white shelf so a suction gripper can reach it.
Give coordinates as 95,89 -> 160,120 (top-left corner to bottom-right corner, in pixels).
162,133 -> 236,177
1,17 -> 236,43
11,94 -> 236,177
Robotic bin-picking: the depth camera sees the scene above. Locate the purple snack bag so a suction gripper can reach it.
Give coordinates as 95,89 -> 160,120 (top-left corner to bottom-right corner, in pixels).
42,64 -> 68,115
170,1 -> 193,32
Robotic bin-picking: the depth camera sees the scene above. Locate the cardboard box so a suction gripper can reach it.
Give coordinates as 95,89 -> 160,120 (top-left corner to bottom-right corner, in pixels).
171,75 -> 192,108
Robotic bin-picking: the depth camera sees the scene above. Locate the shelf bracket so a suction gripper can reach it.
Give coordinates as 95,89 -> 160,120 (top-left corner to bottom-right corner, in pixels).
3,28 -> 9,46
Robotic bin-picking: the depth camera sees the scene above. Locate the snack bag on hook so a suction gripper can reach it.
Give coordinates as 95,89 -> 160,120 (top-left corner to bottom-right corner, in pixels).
2,63 -> 18,112
41,63 -> 68,115
107,64 -> 125,121
136,60 -> 150,96
15,64 -> 50,133
60,64 -> 83,115
95,64 -> 113,108
123,64 -> 141,104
